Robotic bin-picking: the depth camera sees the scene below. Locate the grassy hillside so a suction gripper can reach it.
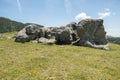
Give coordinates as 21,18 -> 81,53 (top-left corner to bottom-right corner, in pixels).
0,32 -> 120,80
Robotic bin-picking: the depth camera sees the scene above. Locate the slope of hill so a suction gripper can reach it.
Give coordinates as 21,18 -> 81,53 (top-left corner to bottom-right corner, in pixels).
107,36 -> 120,44
0,17 -> 44,33
0,32 -> 120,80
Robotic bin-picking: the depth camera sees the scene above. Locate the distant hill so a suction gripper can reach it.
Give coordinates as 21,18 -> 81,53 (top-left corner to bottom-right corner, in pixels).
0,17 -> 44,33
107,36 -> 120,44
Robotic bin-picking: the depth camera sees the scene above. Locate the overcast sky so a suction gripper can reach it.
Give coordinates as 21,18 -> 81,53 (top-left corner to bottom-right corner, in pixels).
0,0 -> 120,37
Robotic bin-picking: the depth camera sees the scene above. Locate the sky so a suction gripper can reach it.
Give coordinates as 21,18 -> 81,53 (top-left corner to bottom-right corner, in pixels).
0,0 -> 120,37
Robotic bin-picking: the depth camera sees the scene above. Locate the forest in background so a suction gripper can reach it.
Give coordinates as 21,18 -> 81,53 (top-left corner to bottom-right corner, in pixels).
0,17 -> 44,33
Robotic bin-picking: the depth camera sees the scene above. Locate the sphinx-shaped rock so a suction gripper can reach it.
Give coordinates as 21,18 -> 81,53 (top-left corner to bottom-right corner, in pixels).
76,19 -> 109,50
15,19 -> 109,50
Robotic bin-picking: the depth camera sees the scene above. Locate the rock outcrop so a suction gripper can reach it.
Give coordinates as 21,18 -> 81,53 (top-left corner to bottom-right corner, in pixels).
55,27 -> 73,44
15,24 -> 40,43
76,19 -> 109,50
15,19 -> 109,50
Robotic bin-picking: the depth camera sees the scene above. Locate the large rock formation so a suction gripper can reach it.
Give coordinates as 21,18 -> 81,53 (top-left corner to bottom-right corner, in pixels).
15,19 -> 109,50
76,19 -> 109,50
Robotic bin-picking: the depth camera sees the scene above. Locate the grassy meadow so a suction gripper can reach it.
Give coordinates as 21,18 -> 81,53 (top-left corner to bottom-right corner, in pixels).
0,32 -> 120,80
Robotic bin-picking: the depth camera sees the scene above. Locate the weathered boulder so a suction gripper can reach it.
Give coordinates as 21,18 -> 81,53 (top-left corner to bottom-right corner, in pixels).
38,28 -> 46,38
25,24 -> 40,39
76,19 -> 109,50
15,24 -> 40,42
38,37 -> 56,44
15,28 -> 30,43
66,22 -> 79,41
66,22 -> 77,30
55,27 -> 73,44
44,28 -> 53,39
38,27 -> 56,39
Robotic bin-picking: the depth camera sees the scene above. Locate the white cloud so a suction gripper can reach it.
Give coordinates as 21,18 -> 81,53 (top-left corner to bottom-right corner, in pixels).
64,0 -> 72,15
75,12 -> 91,20
98,12 -> 110,19
98,8 -> 111,19
16,0 -> 22,14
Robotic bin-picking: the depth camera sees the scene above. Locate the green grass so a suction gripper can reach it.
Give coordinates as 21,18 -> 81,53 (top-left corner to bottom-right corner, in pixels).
0,32 -> 120,80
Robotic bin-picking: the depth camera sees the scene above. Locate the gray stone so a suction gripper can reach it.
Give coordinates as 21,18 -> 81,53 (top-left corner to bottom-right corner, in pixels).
15,28 -> 30,43
38,27 -> 55,39
25,24 -> 40,40
15,24 -> 40,43
31,40 -> 38,43
38,37 -> 56,44
76,19 -> 109,50
15,19 -> 109,50
66,22 -> 77,30
66,22 -> 79,41
55,27 -> 73,44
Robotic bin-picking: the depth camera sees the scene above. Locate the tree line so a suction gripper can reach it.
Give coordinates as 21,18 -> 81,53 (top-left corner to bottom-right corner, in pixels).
107,36 -> 120,44
0,17 -> 44,33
